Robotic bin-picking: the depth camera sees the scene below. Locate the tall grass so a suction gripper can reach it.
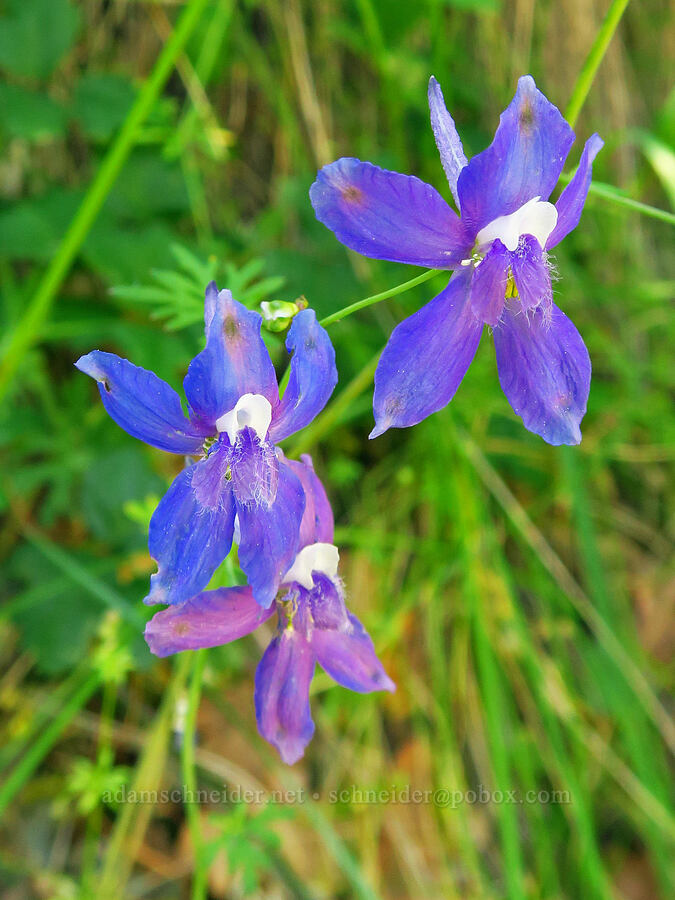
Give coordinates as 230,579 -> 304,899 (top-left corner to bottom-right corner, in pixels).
0,1 -> 673,898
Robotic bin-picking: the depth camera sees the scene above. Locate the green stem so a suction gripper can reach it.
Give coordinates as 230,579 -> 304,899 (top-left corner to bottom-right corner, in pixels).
182,649 -> 208,900
81,678 -> 118,896
565,0 -> 632,128
99,652 -> 191,898
0,672 -> 101,819
574,178 -> 675,225
450,452 -> 526,900
0,0 -> 212,402
286,353 -> 379,455
319,268 -> 441,327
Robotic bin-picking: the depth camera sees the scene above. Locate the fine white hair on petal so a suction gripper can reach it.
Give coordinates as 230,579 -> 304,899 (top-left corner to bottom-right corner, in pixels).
215,393 -> 272,443
476,197 -> 558,252
283,543 -> 340,590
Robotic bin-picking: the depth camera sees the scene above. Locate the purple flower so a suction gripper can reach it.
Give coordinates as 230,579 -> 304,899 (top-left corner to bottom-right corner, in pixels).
145,455 -> 395,765
76,283 -> 337,609
310,75 -> 603,445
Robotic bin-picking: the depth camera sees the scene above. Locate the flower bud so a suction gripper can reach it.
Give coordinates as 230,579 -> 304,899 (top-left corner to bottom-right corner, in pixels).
260,297 -> 307,332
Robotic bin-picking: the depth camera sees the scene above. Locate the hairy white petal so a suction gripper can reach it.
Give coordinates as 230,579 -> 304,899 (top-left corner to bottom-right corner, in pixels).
476,197 -> 558,252
215,393 -> 272,443
283,543 -> 339,590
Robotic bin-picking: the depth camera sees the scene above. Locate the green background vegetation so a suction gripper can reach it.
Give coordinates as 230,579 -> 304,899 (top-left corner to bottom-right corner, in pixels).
0,0 -> 673,897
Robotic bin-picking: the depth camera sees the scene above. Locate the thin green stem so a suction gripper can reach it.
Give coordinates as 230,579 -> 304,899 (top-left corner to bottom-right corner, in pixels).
580,179 -> 675,225
182,649 -> 208,900
81,678 -> 118,896
99,652 -> 192,898
319,268 -> 441,327
0,0 -> 211,402
565,0 -> 632,128
286,353 -> 379,455
0,672 -> 101,819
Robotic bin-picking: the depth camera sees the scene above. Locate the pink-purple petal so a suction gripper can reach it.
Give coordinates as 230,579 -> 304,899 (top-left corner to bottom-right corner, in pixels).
468,239 -> 509,326
493,301 -> 591,446
236,458 -> 306,608
307,574 -> 395,694
457,75 -> 575,236
75,351 -> 206,454
283,454 -> 334,548
547,133 -> 604,249
268,309 -> 337,443
371,272 -> 482,437
145,447 -> 236,606
510,234 -> 553,312
310,157 -> 471,268
313,610 -> 395,694
254,625 -> 316,765
183,284 -> 278,429
144,586 -> 273,657
428,76 -> 467,208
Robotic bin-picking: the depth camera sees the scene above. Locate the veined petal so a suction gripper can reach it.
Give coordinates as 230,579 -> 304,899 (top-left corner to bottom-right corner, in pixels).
468,239 -> 509,326
184,284 -> 278,428
268,310 -> 337,443
457,75 -> 575,236
494,301 -> 591,445
547,133 -> 604,249
254,625 -> 316,765
371,272 -> 482,437
145,447 -> 236,605
75,351 -> 206,454
314,611 -> 395,694
310,157 -> 471,268
308,574 -> 394,693
144,586 -> 274,657
510,234 -> 553,312
283,454 -> 334,547
237,458 -> 305,608
428,76 -> 467,207
230,428 -> 279,507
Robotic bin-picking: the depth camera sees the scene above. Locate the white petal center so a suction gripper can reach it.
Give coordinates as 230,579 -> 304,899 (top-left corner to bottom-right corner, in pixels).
215,393 -> 272,443
475,197 -> 558,253
283,542 -> 339,590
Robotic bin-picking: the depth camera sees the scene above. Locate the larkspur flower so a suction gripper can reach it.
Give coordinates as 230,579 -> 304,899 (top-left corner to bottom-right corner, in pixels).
144,455 -> 395,764
311,75 -> 603,445
76,283 -> 337,609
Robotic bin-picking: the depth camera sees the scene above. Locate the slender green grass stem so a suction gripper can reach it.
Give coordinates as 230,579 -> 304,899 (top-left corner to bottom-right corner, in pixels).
99,652 -> 192,898
0,0 -> 212,402
81,678 -> 118,896
320,269 -> 442,327
182,649 -> 208,900
450,453 -> 526,900
557,173 -> 675,225
457,430 -> 675,754
0,672 -> 101,819
565,0 -> 632,128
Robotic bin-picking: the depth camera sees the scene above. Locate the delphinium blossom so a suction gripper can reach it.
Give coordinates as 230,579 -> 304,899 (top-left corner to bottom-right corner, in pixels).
145,455 -> 395,764
310,75 -> 603,445
76,283 -> 337,609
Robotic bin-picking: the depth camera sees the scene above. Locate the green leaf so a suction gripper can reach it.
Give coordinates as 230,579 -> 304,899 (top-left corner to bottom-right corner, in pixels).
0,188 -> 83,262
72,72 -> 137,142
0,0 -> 81,80
8,545 -> 105,675
0,82 -> 66,139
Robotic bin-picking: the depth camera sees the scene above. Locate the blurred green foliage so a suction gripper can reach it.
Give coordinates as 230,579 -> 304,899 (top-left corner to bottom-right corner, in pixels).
0,0 -> 673,898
